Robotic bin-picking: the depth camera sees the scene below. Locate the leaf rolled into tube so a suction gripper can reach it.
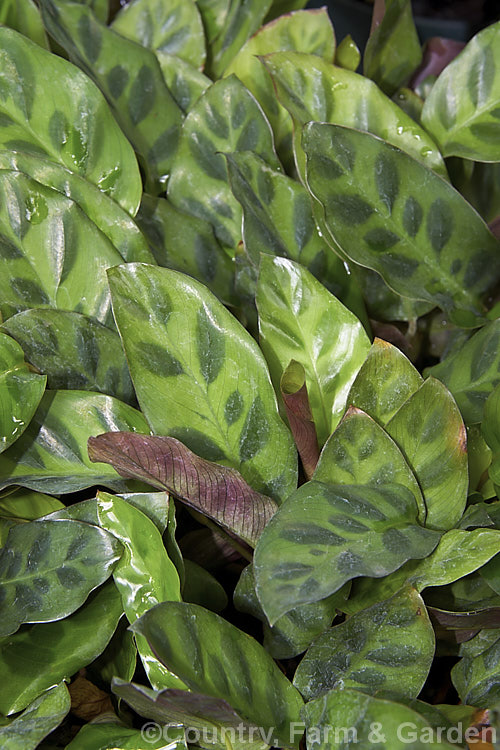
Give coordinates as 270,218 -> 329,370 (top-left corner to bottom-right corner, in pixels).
280,361 -> 320,480
88,432 -> 278,547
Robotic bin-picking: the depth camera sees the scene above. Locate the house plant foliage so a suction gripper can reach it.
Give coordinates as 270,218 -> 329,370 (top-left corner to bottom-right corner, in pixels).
1,0 -> 500,746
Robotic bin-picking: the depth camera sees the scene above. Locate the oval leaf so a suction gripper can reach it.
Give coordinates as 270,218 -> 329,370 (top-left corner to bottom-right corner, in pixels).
0,683 -> 70,750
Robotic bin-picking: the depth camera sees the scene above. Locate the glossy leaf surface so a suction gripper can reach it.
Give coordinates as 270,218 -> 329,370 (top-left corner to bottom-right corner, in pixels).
66,722 -> 185,750
0,582 -> 122,715
0,490 -> 64,523
111,0 -> 206,69
89,433 -> 278,547
421,22 -> 500,161
0,683 -> 70,750
0,27 -> 141,214
2,310 -> 134,403
41,0 -> 183,192
303,122 -> 499,326
207,0 -> 272,78
281,361 -> 320,480
386,378 -> 468,530
452,631 -> 500,706
168,76 -> 280,251
132,601 -> 304,748
96,492 -> 184,690
427,319 -> 500,425
0,518 -> 122,636
254,481 -> 441,624
347,338 -> 423,426
108,263 -> 297,501
257,257 -> 370,446
294,587 -> 434,700
136,195 -> 236,306
0,332 -> 46,454
363,0 -> 422,96
314,407 -> 426,522
0,391 -> 149,494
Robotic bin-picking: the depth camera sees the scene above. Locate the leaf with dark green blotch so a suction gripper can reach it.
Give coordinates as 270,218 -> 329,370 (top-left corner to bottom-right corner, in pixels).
0,682 -> 70,749
281,361 -> 320,480
257,256 -> 370,447
385,377 -> 468,531
347,338 -> 423,426
452,630 -> 500,708
96,492 -> 184,691
89,433 -> 278,548
2,310 -> 134,404
422,21 -> 500,161
363,0 -> 422,96
0,332 -> 46,454
206,0 -> 272,78
0,390 -> 149,494
156,52 -> 210,115
40,0 -> 183,192
225,151 -> 366,321
111,0 -> 205,69
303,689 -> 457,750
254,480 -> 441,624
0,171 -> 124,325
0,27 -> 140,214
131,602 -> 304,748
482,383 -> 500,488
168,76 -> 280,251
263,51 -> 447,179
294,587 -> 434,700
0,519 -> 121,636
0,582 -> 122,716
108,264 -> 297,501
314,407 -> 425,522
427,319 -> 500,425
234,564 -> 347,660
224,9 -> 335,166
303,122 -> 499,325
0,150 -> 153,263
112,679 -> 266,750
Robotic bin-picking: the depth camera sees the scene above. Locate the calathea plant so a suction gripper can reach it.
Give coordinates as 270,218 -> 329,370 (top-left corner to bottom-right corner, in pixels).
0,0 -> 500,747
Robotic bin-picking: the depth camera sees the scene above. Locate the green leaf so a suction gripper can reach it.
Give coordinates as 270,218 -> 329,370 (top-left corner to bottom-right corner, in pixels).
195,0 -> 230,45
206,0 -> 272,78
0,490 -> 64,523
483,383 -> 500,487
136,195 -> 236,306
224,9 -> 335,164
0,582 -> 122,715
421,21 -> 500,161
88,433 -> 279,547
225,151 -> 367,322
385,378 -> 468,530
111,0 -> 206,69
347,338 -> 423,426
427,319 -> 500,425
40,0 -> 183,193
66,722 -> 185,750
264,0 -> 307,21
314,407 -> 426,523
294,587 -> 434,700
0,171 -> 124,325
0,150 -> 153,264
132,601 -> 304,748
0,27 -> 141,215
234,564 -> 346,660
253,480 -> 441,624
303,122 -> 499,326
0,332 -> 46,454
346,528 -> 500,614
452,630 -> 500,706
168,76 -> 280,252
257,257 -> 370,446
363,0 -> 422,96
88,617 -> 137,686
335,35 -> 361,72
263,51 -> 447,178
303,689 -> 456,750
2,310 -> 134,403
183,559 -> 228,612
0,0 -> 49,49
96,492 -> 184,690
0,390 -> 149,494
0,683 -> 70,750
108,263 -> 297,501
155,52 -> 211,114
0,518 -> 122,636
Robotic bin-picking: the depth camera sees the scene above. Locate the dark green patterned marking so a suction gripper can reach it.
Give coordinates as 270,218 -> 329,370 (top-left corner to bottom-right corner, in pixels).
136,342 -> 184,376
196,304 -> 225,385
239,395 -> 270,461
224,390 -> 244,425
107,65 -> 129,99
374,152 -> 399,213
329,194 -> 373,225
427,198 -> 454,253
129,65 -> 156,125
